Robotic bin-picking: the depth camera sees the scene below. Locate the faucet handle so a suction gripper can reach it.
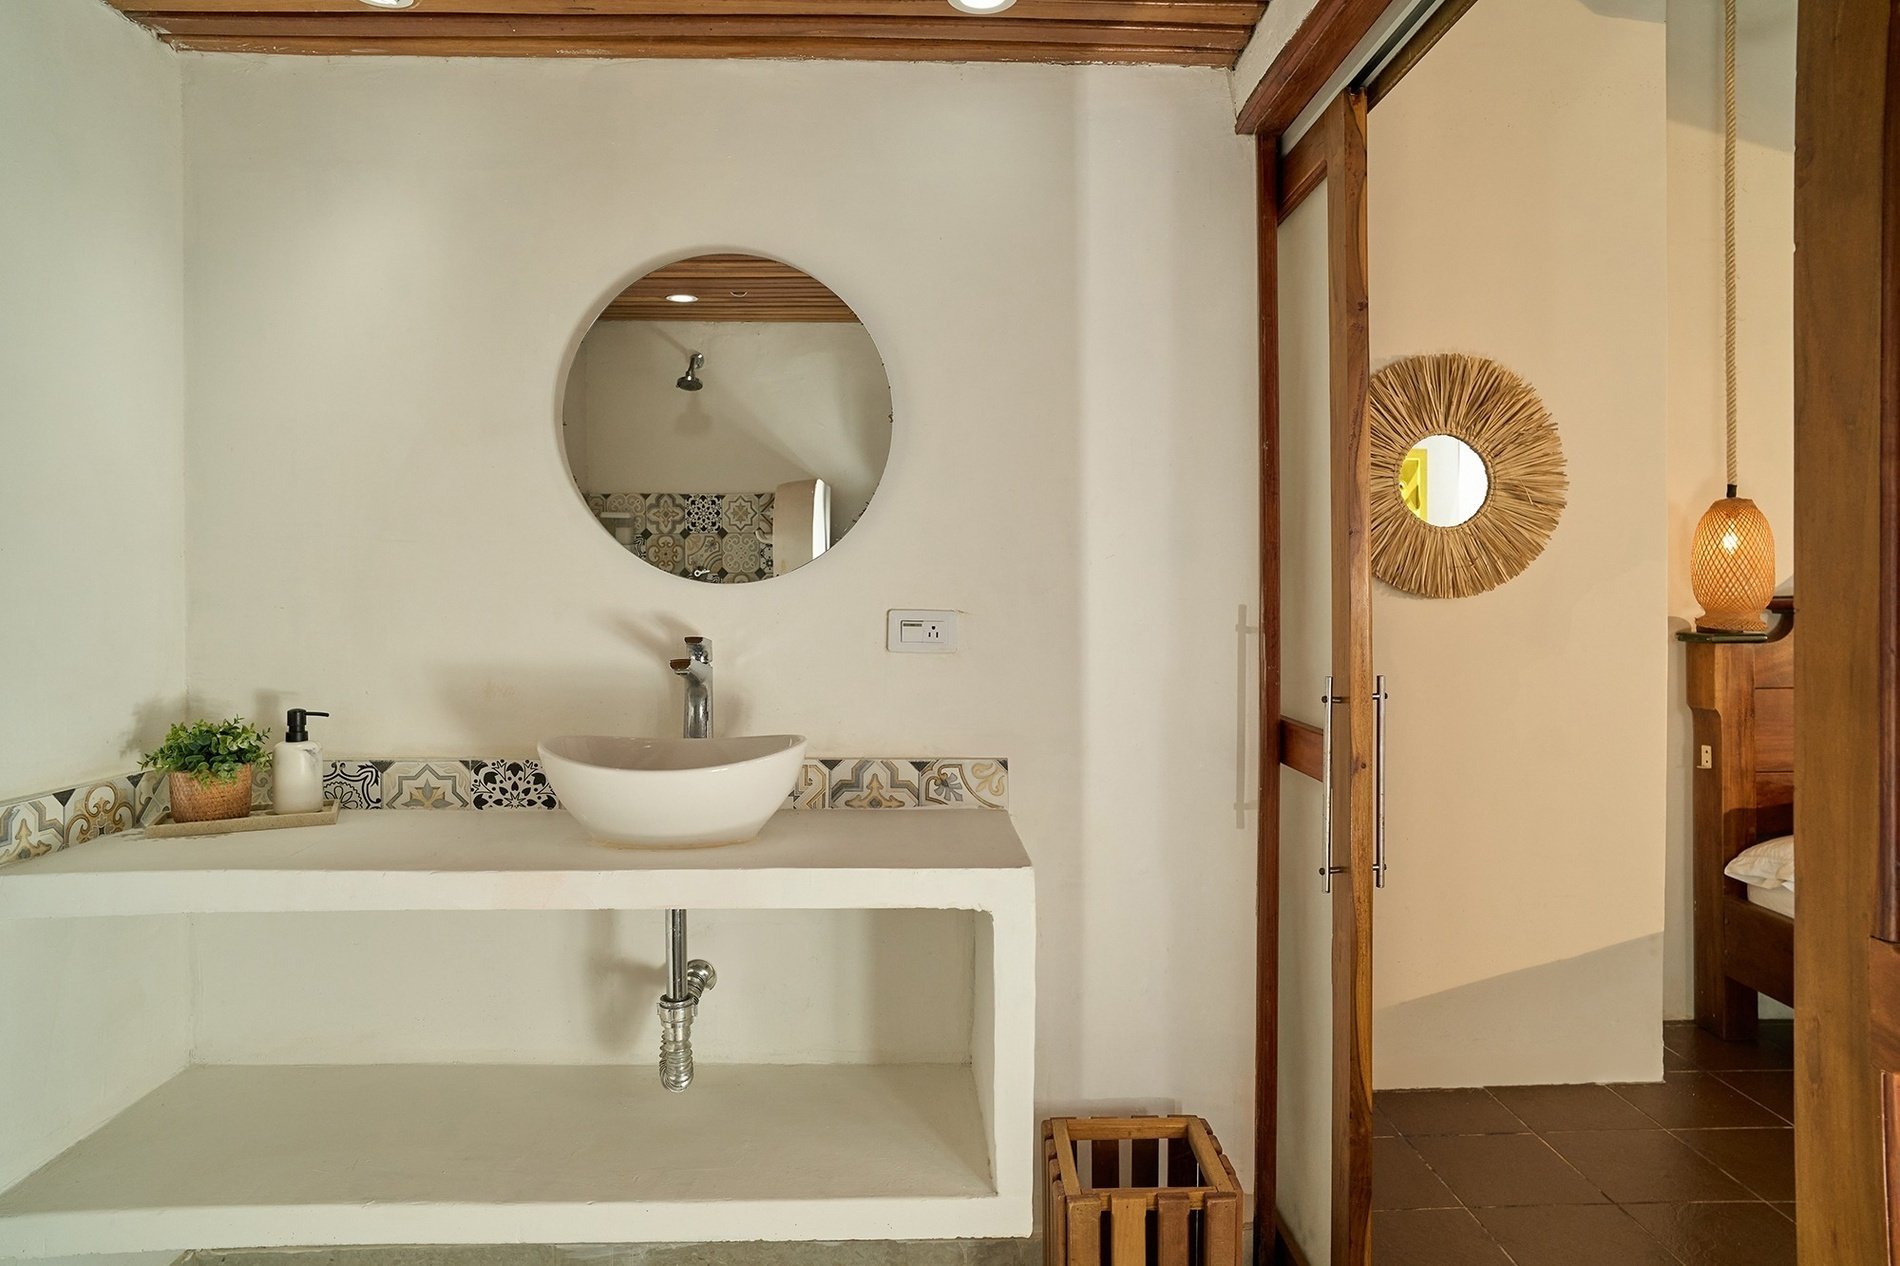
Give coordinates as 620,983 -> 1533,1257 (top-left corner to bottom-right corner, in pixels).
683,636 -> 711,665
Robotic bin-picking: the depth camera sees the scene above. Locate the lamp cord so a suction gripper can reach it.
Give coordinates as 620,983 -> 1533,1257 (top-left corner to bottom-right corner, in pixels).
1723,0 -> 1739,494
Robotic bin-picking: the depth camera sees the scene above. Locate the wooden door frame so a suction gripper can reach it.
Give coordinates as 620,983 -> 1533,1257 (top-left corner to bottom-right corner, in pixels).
1247,9 -> 1478,1265
1251,87 -> 1375,1266
1793,0 -> 1895,1260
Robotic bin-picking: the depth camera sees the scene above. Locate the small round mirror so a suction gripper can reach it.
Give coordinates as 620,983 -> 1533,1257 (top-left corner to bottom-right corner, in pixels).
1398,433 -> 1489,528
561,254 -> 892,583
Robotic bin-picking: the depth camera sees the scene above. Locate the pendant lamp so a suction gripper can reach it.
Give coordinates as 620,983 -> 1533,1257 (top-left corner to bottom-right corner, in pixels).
1691,0 -> 1777,634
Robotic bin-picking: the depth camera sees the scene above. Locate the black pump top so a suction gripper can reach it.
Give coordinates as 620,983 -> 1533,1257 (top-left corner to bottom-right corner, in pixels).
284,709 -> 329,743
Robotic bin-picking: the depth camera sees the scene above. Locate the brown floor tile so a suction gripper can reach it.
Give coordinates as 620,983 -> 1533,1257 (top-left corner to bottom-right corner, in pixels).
1609,1072 -> 1786,1129
1487,1083 -> 1656,1132
1376,1088 -> 1524,1137
1626,1201 -> 1797,1266
1664,1045 -> 1697,1072
1374,1136 -> 1459,1211
1771,1203 -> 1795,1223
1373,1209 -> 1514,1265
1673,1128 -> 1795,1202
1374,1103 -> 1400,1138
1660,1021 -> 1794,1072
1710,1068 -> 1795,1123
1407,1133 -> 1606,1208
1543,1129 -> 1752,1204
1473,1204 -> 1680,1266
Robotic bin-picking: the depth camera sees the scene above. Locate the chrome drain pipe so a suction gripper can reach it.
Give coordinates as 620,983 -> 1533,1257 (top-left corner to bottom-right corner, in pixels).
659,908 -> 716,1092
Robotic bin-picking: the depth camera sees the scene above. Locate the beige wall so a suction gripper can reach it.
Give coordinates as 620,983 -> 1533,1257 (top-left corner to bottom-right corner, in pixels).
1663,0 -> 1796,1020
1367,0 -> 1670,1088
179,54 -> 1264,1186
0,0 -> 188,795
0,0 -> 194,1228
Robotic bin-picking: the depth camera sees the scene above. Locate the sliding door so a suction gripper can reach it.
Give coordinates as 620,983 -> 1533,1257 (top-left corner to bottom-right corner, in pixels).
1267,90 -> 1376,1266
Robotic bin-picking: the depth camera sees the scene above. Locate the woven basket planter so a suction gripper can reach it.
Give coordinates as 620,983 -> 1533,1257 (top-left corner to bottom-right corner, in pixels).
168,766 -> 254,823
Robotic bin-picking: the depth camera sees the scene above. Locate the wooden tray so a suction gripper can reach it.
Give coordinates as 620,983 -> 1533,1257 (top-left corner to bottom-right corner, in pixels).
147,801 -> 341,839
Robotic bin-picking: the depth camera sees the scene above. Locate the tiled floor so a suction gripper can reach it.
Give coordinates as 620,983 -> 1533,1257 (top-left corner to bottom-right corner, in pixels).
1374,1021 -> 1795,1265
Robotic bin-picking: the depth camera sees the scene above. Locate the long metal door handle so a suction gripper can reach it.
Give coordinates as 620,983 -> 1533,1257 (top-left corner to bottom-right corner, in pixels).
1320,676 -> 1345,893
1373,675 -> 1389,889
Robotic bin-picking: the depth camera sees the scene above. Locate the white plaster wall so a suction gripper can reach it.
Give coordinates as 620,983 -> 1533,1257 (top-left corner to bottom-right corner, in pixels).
0,0 -> 194,1218
1663,0 -> 1796,1021
193,909 -> 974,1066
0,0 -> 188,794
1367,0 -> 1670,1087
179,55 -> 1261,1186
564,319 -> 892,531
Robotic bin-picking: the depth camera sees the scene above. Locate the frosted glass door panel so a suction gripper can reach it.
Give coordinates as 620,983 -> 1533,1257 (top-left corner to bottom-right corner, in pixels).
1276,183 -> 1334,1265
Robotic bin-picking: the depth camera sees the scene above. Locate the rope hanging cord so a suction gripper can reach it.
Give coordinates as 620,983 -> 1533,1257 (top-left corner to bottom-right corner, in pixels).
1723,0 -> 1739,494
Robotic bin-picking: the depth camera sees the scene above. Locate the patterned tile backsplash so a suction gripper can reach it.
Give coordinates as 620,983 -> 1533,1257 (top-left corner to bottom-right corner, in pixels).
0,757 -> 1007,867
586,491 -> 775,583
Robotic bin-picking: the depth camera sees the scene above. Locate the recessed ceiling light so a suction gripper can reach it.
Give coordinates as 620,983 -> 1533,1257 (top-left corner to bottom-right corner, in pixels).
949,0 -> 1016,11
359,0 -> 418,8
666,294 -> 699,304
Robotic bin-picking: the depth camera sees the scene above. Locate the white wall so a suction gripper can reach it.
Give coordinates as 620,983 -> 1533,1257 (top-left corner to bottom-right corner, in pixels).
565,319 -> 892,532
179,53 -> 1261,1190
0,0 -> 188,794
1368,0 -> 1670,1087
0,0 -> 193,1221
1663,0 -> 1796,1020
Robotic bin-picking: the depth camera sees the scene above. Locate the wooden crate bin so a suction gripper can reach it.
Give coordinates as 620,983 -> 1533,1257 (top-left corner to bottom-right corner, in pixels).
1043,1115 -> 1242,1266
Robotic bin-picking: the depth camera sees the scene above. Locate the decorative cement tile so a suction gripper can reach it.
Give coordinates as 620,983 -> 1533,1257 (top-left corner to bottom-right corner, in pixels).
469,759 -> 559,810
0,793 -> 68,864
787,759 -> 828,810
323,761 -> 384,810
62,776 -> 138,846
383,760 -> 474,810
250,763 -> 274,809
133,769 -> 170,825
825,759 -> 926,809
920,759 -> 1008,809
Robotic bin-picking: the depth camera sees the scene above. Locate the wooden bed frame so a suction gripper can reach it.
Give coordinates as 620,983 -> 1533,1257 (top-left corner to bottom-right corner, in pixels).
1684,596 -> 1796,1041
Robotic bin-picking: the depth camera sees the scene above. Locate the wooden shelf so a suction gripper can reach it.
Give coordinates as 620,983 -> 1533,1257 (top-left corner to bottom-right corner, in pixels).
0,809 -> 1032,919
0,1062 -> 1011,1258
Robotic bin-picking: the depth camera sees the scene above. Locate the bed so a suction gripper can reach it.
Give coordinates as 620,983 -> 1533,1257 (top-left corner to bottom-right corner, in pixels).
1684,595 -> 1795,1041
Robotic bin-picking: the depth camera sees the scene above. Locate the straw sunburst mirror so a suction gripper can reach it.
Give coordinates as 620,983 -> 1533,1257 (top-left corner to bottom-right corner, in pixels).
1369,353 -> 1567,599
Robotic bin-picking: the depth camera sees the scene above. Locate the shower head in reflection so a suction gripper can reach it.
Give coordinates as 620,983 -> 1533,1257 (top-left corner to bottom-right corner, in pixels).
676,352 -> 705,392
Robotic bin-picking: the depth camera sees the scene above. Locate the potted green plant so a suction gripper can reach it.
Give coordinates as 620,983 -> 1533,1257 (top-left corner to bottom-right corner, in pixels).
141,718 -> 272,823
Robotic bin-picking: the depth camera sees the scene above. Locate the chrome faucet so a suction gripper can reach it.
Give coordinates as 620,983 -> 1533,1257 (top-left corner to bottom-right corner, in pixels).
660,635 -> 716,1092
670,636 -> 713,740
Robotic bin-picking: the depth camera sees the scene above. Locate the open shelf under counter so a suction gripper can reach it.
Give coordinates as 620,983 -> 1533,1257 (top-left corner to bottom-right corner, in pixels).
0,808 -> 1033,918
0,1061 -> 1015,1258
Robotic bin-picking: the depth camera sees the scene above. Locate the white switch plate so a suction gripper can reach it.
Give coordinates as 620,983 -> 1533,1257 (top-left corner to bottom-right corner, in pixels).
887,609 -> 958,653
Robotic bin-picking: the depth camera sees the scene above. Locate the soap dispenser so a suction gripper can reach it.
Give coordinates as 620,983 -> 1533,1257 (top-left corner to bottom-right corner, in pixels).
273,709 -> 330,815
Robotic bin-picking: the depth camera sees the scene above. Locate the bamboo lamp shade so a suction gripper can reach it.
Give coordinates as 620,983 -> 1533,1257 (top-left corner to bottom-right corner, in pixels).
1690,495 -> 1776,633
1369,353 -> 1567,599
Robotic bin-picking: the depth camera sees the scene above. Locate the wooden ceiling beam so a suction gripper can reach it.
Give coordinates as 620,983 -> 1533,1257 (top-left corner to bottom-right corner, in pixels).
106,0 -> 1266,66
153,33 -> 1241,63
115,0 -> 1264,21
133,13 -> 1253,51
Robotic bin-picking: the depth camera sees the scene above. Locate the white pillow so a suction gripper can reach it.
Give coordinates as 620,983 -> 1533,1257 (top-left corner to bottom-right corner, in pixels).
1725,835 -> 1795,891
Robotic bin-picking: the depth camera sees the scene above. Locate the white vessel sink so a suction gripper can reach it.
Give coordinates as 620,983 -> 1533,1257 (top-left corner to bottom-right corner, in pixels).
537,734 -> 807,849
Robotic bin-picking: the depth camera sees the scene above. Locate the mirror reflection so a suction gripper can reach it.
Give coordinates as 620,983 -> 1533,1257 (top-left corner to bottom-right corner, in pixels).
1398,433 -> 1489,528
562,254 -> 893,583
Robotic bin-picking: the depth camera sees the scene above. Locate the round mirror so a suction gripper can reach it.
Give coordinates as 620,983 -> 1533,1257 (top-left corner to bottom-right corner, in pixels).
1398,433 -> 1490,528
561,254 -> 892,582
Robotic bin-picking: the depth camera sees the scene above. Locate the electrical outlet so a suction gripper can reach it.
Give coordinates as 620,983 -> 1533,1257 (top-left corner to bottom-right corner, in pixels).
887,609 -> 958,653
1699,744 -> 1714,769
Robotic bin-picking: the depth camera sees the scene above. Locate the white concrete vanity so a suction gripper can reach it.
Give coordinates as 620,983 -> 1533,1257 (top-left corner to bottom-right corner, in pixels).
0,811 -> 1035,1258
